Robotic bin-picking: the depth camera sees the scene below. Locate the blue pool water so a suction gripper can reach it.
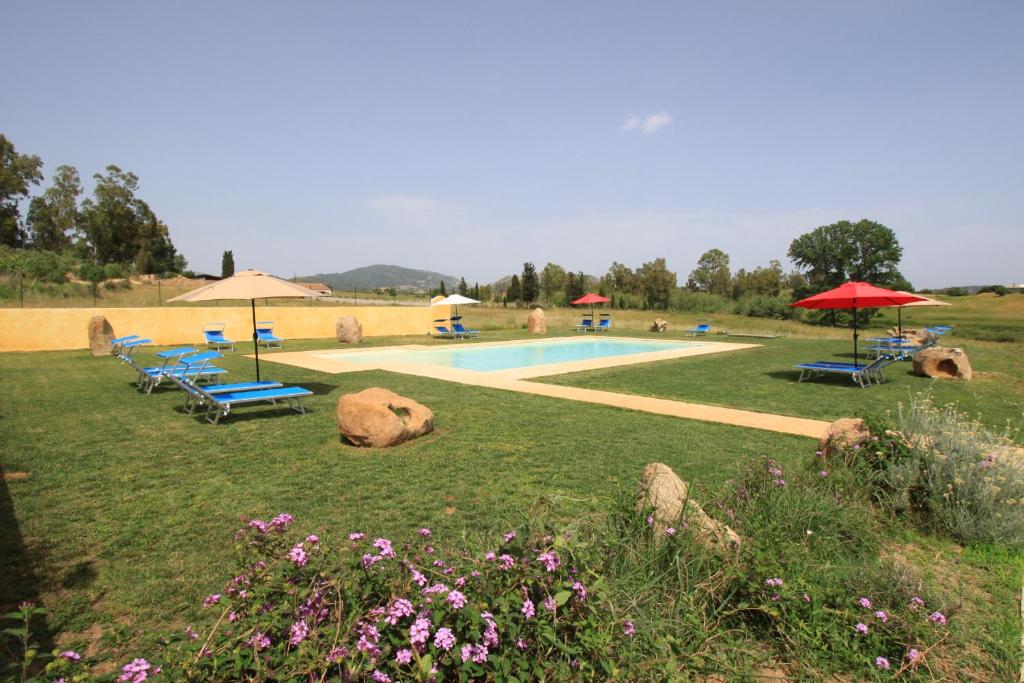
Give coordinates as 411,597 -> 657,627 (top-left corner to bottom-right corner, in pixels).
332,338 -> 699,372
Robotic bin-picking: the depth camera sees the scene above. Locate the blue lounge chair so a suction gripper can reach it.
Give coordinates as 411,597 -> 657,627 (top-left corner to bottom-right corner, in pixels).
183,381 -> 314,424
166,374 -> 285,413
451,322 -> 479,339
255,321 -> 283,349
432,320 -> 456,339
130,349 -> 228,393
113,336 -> 152,361
795,357 -> 891,388
595,317 -> 612,332
575,318 -> 594,333
686,323 -> 711,337
204,323 -> 235,350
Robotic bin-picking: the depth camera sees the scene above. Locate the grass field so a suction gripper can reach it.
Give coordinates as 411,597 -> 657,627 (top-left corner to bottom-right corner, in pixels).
2,301 -> 1023,676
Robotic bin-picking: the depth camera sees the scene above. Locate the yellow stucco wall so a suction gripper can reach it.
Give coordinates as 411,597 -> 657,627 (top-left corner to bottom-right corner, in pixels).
0,305 -> 449,352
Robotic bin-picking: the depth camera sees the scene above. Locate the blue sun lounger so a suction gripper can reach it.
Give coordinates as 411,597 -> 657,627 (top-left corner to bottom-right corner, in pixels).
255,321 -> 283,349
686,323 -> 711,337
451,322 -> 479,339
166,373 -> 285,413
595,317 -> 612,332
130,349 -> 228,393
204,323 -> 235,350
795,357 -> 891,388
183,381 -> 314,424
432,321 -> 457,339
575,318 -> 593,333
113,336 -> 152,361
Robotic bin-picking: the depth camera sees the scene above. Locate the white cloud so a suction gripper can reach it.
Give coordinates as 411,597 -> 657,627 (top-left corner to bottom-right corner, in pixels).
621,111 -> 672,134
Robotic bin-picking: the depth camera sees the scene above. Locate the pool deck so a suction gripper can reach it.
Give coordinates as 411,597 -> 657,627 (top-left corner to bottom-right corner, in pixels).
257,337 -> 830,439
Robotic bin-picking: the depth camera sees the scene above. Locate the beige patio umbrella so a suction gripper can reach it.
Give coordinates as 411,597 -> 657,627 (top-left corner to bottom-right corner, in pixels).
168,269 -> 325,380
894,291 -> 952,339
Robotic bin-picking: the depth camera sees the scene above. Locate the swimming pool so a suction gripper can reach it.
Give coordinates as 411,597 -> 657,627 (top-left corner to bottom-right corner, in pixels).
322,338 -> 703,373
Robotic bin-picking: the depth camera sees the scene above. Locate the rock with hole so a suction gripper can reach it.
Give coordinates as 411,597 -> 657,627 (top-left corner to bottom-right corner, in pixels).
337,387 -> 434,447
336,316 -> 363,343
87,315 -> 115,357
650,317 -> 668,333
913,347 -> 972,380
637,463 -> 741,552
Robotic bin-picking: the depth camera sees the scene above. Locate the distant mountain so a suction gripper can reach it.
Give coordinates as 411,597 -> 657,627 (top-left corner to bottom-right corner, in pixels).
301,265 -> 459,293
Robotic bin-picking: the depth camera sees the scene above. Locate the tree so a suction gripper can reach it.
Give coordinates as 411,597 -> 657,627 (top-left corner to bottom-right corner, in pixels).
473,282 -> 480,300
26,164 -> 82,251
458,277 -> 469,296
787,220 -> 907,297
605,261 -> 638,294
506,274 -> 522,304
540,263 -> 567,299
687,248 -> 732,297
439,280 -> 447,296
0,134 -> 44,247
78,165 -> 183,273
565,271 -> 585,303
732,260 -> 783,298
638,258 -> 677,309
521,262 -> 539,304
221,250 -> 235,278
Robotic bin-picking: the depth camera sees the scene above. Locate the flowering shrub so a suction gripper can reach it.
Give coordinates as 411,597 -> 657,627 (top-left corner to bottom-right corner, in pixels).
149,515 -> 622,680
866,395 -> 1024,545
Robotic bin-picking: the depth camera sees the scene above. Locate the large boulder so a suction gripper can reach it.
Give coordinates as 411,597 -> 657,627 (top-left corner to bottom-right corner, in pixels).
336,316 -> 363,344
650,317 -> 668,333
888,327 -> 935,346
337,387 -> 434,448
637,463 -> 741,552
913,347 -> 973,380
817,417 -> 870,460
87,316 -> 115,357
527,308 -> 546,334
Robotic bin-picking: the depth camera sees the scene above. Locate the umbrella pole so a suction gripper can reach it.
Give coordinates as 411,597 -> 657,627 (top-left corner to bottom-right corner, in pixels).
898,307 -> 903,340
853,303 -> 859,368
251,299 -> 261,381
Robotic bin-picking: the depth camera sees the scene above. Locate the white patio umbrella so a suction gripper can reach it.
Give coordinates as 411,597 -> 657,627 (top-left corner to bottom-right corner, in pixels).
431,293 -> 480,318
168,269 -> 325,380
894,291 -> 952,339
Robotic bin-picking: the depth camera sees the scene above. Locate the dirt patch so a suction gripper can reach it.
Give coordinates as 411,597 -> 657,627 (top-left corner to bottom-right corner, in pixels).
2,471 -> 30,481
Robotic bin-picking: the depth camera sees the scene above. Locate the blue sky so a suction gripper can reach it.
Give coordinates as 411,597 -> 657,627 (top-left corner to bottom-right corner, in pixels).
6,1 -> 1022,287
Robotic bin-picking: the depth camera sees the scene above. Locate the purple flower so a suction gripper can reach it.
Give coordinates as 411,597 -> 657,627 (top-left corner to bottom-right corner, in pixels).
371,671 -> 391,683
572,581 -> 588,601
288,544 -> 308,567
521,598 -> 536,619
906,648 -> 921,664
928,611 -> 947,625
117,658 -> 159,683
764,577 -> 783,588
203,593 -> 221,607
433,627 -> 456,651
446,590 -> 467,609
410,617 -> 430,646
503,530 -> 517,542
361,553 -> 379,569
855,623 -> 869,635
537,551 -> 561,571
543,595 -> 557,612
773,478 -> 786,487
248,519 -> 269,534
386,598 -> 415,624
857,597 -> 872,609
623,620 -> 635,637
665,527 -> 677,536
185,625 -> 198,641
305,534 -> 319,545
498,554 -> 516,570
471,643 -> 489,663
646,514 -> 655,527
373,538 -> 395,558
419,527 -> 432,538
327,646 -> 348,663
289,620 -> 309,645
875,656 -> 890,670
770,593 -> 781,602
875,610 -> 889,623
270,513 -> 294,530
348,532 -> 366,541
59,651 -> 82,662
516,637 -> 527,651
909,596 -> 925,610
819,470 -> 829,478
395,648 -> 413,664
411,568 -> 427,586
227,612 -> 238,622
484,551 -> 497,561
802,593 -> 811,603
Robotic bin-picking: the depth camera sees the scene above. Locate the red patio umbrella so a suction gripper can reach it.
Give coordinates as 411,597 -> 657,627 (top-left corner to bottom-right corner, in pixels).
571,292 -> 611,319
790,282 -> 927,367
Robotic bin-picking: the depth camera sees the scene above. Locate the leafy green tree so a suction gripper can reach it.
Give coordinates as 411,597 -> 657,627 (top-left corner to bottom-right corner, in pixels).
520,262 -> 539,304
787,220 -> 907,297
26,164 -> 81,251
687,248 -> 732,296
0,134 -> 44,247
79,165 -> 182,273
565,270 -> 585,302
639,258 -> 676,309
439,280 -> 447,296
506,274 -> 522,303
540,263 -> 567,299
605,261 -> 638,294
732,260 -> 783,298
221,250 -> 235,278
472,282 -> 480,300
458,277 -> 469,296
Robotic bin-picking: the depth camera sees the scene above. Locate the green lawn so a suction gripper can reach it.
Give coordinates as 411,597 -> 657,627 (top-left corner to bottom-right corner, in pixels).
0,335 -> 813,658
537,335 -> 1024,435
1,330 -> 1022,674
